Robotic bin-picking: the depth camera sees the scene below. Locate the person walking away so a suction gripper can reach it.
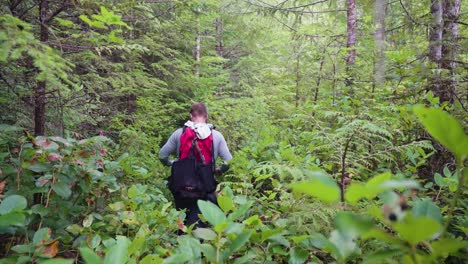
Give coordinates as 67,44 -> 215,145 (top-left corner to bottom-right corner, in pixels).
159,103 -> 232,229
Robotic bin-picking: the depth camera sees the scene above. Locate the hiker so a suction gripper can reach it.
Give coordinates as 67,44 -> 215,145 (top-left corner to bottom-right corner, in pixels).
159,103 -> 232,229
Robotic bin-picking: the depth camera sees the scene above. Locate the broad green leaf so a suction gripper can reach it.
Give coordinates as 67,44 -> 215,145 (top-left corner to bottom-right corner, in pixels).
33,228 -> 51,246
362,228 -> 403,245
431,238 -> 468,257
128,235 -> 146,255
329,230 -> 356,260
103,236 -> 129,264
192,228 -> 217,241
127,185 -> 140,199
411,199 -> 443,224
223,230 -> 252,258
434,173 -> 445,187
366,172 -> 392,187
39,259 -> 73,264
290,171 -> 340,202
83,214 -> 94,228
200,244 -> 217,263
290,235 -> 311,244
232,250 -> 257,264
225,222 -> 244,235
260,228 -> 282,242
197,200 -> 226,227
174,236 -> 201,260
140,254 -> 163,264
108,202 -> 125,211
11,255 -> 32,264
443,167 -> 451,177
0,213 -> 26,226
31,204 -> 48,217
0,124 -> 23,132
52,182 -> 72,199
414,106 -> 468,161
288,248 -> 308,264
345,183 -> 367,203
378,180 -> 420,190
335,212 -> 373,238
345,173 -> 419,204
162,253 -> 191,264
66,224 -> 83,235
244,215 -> 261,226
309,233 -> 340,257
218,195 -> 234,212
402,253 -> 425,264
394,216 -> 441,245
362,249 -> 403,264
268,234 -> 290,247
79,247 -> 103,264
228,201 -> 253,221
90,234 -> 102,249
0,194 -> 27,214
346,173 -> 392,203
27,163 -> 51,173
11,244 -> 34,254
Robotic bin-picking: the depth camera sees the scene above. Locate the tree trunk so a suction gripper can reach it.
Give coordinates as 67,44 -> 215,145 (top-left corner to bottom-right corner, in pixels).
345,0 -> 357,91
313,56 -> 325,103
194,18 -> 201,78
215,17 -> 224,57
428,0 -> 444,101
429,0 -> 444,64
374,0 -> 386,87
34,0 -> 49,136
440,0 -> 460,103
293,35 -> 301,108
346,0 -> 357,66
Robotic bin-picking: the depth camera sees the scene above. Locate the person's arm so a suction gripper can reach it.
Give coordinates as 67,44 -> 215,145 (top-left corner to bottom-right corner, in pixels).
216,132 -> 232,174
159,129 -> 181,166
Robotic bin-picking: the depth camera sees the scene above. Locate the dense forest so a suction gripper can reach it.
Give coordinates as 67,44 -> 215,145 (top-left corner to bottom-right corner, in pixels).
0,0 -> 467,263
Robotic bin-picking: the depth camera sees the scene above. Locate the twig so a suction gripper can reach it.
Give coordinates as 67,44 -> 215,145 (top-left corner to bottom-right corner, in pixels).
399,0 -> 427,26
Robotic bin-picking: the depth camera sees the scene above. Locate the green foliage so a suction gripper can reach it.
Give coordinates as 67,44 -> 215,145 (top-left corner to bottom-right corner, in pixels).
0,14 -> 73,88
1,0 -> 467,263
414,106 -> 468,163
290,171 -> 341,202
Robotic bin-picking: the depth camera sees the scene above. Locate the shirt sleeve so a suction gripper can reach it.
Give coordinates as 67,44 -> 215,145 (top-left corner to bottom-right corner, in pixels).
159,129 -> 181,159
217,132 -> 233,162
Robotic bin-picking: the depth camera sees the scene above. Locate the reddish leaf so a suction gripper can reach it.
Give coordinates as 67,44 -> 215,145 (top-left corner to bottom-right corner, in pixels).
35,138 -> 52,148
73,160 -> 84,166
42,240 -> 59,257
99,148 -> 106,156
38,178 -> 49,186
48,153 -> 62,161
77,151 -> 89,158
0,181 -> 5,194
177,218 -> 186,231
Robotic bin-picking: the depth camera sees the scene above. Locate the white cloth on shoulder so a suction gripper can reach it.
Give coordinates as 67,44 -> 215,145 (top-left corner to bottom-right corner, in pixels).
184,121 -> 213,140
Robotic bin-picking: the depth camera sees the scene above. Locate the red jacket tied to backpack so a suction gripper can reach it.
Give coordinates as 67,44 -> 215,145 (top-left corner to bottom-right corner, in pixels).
179,127 -> 213,163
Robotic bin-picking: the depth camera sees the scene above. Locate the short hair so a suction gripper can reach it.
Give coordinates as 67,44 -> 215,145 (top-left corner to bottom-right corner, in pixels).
190,102 -> 208,117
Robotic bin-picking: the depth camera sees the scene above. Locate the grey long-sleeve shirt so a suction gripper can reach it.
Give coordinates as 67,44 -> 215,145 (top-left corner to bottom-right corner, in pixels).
159,128 -> 233,163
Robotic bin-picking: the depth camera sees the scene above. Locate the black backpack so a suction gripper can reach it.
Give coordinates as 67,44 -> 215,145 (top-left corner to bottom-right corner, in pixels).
168,137 -> 217,199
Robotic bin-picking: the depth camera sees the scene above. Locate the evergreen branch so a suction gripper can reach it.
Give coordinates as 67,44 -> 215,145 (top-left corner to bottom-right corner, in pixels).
399,0 -> 427,26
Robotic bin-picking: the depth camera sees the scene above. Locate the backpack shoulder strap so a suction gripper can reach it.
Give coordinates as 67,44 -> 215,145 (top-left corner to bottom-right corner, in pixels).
178,126 -> 188,159
210,127 -> 216,171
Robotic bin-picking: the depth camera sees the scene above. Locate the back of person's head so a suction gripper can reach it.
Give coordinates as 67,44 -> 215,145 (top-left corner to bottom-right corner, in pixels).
190,103 -> 208,118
